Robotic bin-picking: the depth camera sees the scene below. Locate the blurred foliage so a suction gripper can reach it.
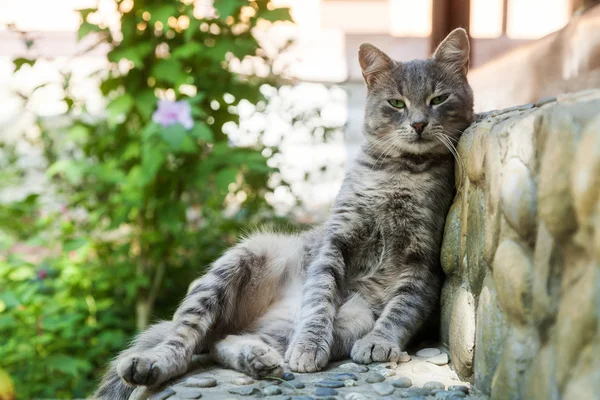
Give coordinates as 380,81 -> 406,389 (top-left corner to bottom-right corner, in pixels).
0,0 -> 339,397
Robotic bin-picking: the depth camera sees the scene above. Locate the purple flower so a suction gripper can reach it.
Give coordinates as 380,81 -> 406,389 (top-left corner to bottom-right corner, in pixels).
152,100 -> 194,130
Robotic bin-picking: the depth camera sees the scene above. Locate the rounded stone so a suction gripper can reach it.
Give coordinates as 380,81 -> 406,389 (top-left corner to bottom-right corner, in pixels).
400,388 -> 432,397
344,379 -> 357,387
184,377 -> 217,388
287,380 -> 305,389
330,372 -> 358,381
441,201 -> 462,276
270,397 -> 291,400
416,348 -> 441,358
315,387 -> 338,396
365,372 -> 385,383
176,388 -> 203,399
426,352 -> 449,366
399,351 -> 411,362
372,382 -> 395,396
448,385 -> 469,394
501,157 -> 537,239
391,377 -> 412,388
571,115 -> 600,224
483,129 -> 503,265
291,397 -> 314,400
538,109 -> 578,239
232,376 -> 255,385
475,274 -> 507,395
449,288 -> 476,377
467,120 -> 492,183
338,362 -> 369,373
148,387 -> 176,400
423,381 -> 445,390
373,368 -> 396,377
466,188 -> 486,294
264,385 -> 283,396
447,390 -> 467,398
492,239 -> 533,324
345,393 -> 368,400
282,372 -> 295,381
315,380 -> 344,388
228,386 -> 262,396
490,326 -> 539,399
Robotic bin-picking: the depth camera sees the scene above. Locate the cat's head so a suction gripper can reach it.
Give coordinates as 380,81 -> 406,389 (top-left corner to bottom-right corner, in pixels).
359,28 -> 474,157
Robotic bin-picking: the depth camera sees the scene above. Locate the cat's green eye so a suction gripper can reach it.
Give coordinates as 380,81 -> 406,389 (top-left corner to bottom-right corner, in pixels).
430,94 -> 449,106
388,99 -> 406,109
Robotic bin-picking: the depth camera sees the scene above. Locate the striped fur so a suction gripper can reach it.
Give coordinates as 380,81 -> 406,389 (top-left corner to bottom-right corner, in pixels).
93,28 -> 474,398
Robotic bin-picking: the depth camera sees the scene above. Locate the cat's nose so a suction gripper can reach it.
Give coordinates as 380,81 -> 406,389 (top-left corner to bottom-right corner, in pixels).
411,121 -> 428,135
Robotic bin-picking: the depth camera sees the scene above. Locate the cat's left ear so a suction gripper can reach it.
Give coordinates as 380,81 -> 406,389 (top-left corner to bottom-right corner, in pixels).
359,43 -> 394,88
432,28 -> 470,75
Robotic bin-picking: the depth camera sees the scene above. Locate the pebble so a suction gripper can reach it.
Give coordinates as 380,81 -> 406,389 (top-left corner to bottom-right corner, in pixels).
424,381 -> 445,390
315,380 -> 344,388
391,377 -> 412,388
271,397 -> 291,400
286,380 -> 306,389
232,376 -> 255,385
282,372 -> 295,381
374,368 -> 396,377
184,377 -> 217,388
448,385 -> 469,394
228,387 -> 262,396
263,385 -> 283,396
291,397 -> 314,400
415,348 -> 441,358
400,388 -> 432,397
176,388 -> 203,399
345,394 -> 367,400
330,372 -> 358,381
447,390 -> 467,398
378,362 -> 398,369
365,372 -> 386,383
149,388 -> 176,400
315,387 -> 338,396
399,351 -> 411,362
426,353 -> 449,366
344,379 -> 358,387
339,362 -> 369,373
372,382 -> 395,396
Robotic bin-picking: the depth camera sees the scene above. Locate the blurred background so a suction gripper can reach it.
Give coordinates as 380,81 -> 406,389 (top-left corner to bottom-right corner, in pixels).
0,0 -> 599,398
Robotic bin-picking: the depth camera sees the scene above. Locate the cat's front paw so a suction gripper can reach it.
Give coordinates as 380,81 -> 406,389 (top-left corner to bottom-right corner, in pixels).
286,339 -> 330,373
351,334 -> 401,364
116,350 -> 185,388
116,353 -> 163,386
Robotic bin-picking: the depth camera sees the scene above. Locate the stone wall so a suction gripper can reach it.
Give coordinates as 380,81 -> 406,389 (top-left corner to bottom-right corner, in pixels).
440,89 -> 600,399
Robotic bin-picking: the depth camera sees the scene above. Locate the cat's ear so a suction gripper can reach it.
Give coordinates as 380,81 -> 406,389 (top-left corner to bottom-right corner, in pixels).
359,43 -> 394,88
432,28 -> 470,75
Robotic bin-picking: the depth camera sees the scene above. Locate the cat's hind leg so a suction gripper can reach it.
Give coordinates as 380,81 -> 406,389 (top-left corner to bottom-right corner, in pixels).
109,232 -> 303,390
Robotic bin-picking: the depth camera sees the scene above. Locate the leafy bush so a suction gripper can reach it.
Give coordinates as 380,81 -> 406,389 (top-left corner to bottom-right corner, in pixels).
0,0 -> 340,397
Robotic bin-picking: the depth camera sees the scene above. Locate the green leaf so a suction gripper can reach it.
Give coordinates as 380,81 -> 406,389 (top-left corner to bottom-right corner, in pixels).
12,57 -> 35,72
159,125 -> 196,152
136,90 -> 156,120
214,0 -> 244,18
171,42 -> 202,59
148,5 -> 177,26
215,168 -> 238,193
189,122 -> 214,142
260,7 -> 293,23
107,93 -> 134,123
141,123 -> 161,141
151,59 -> 186,84
67,124 -> 89,142
78,21 -> 98,40
141,144 -> 165,185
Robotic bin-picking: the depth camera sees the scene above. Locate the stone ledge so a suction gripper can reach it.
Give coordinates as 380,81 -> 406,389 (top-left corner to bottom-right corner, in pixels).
440,89 -> 600,399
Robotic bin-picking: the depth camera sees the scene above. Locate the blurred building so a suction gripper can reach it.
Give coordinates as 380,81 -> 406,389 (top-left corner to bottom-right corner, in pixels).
1,0 -> 599,216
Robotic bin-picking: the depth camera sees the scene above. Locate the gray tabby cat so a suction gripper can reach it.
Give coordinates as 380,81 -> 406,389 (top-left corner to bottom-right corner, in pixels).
94,28 -> 473,400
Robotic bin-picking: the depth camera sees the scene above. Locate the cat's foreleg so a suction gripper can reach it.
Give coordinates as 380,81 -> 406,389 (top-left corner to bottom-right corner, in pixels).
286,213 -> 359,372
351,269 -> 440,364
